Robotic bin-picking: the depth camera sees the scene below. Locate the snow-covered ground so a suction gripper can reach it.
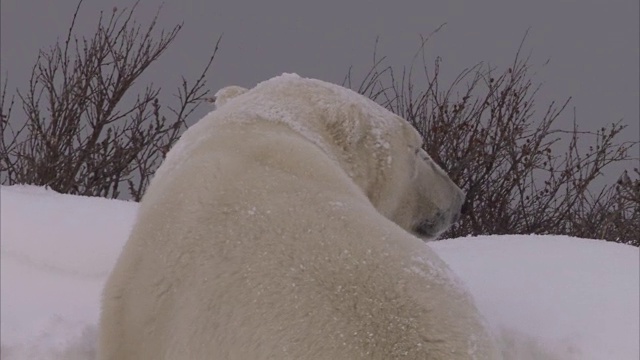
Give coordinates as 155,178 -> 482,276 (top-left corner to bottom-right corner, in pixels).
1,185 -> 638,359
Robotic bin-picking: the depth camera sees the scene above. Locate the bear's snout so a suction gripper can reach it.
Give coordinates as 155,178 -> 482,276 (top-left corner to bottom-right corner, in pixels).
415,211 -> 447,238
452,190 -> 466,223
451,208 -> 461,224
416,196 -> 464,239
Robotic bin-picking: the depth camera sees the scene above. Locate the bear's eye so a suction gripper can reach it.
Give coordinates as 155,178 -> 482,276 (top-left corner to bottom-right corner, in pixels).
416,149 -> 432,163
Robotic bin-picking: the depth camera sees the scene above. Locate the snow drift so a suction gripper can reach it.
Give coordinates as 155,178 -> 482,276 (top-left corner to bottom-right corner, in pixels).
1,185 -> 638,359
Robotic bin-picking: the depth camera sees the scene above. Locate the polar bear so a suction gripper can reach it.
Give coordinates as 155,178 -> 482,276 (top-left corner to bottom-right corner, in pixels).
98,74 -> 500,359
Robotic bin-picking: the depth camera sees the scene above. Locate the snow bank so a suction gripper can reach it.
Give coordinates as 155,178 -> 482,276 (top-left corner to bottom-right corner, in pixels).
1,185 -> 638,359
1,186 -> 136,360
431,236 -> 639,360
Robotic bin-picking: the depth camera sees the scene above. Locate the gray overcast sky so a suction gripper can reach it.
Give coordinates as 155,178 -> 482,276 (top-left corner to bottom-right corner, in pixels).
1,0 -> 639,160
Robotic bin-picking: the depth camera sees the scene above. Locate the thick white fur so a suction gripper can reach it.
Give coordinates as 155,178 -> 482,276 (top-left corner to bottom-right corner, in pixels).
98,74 -> 500,359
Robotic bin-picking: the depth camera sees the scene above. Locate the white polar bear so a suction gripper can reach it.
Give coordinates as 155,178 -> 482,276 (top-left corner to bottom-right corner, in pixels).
98,74 -> 500,359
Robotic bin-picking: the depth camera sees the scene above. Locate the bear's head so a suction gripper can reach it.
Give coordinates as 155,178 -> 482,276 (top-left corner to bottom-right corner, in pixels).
379,122 -> 466,240
213,76 -> 465,240
321,100 -> 466,240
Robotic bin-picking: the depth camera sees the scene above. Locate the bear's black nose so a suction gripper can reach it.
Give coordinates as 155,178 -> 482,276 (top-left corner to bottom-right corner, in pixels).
451,210 -> 461,224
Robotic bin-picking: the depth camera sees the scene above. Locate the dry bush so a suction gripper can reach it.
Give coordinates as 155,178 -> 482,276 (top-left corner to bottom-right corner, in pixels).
0,0 -> 219,200
569,169 -> 639,245
2,9 -> 637,245
346,36 -> 639,245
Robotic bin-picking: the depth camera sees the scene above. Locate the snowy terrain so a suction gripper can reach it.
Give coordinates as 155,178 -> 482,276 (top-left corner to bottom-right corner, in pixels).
1,184 -> 638,359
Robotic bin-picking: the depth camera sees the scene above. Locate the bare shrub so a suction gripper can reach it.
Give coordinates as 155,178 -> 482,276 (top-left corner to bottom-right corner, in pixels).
0,0 -> 219,200
570,169 -> 640,245
346,35 -> 639,245
2,9 -> 637,245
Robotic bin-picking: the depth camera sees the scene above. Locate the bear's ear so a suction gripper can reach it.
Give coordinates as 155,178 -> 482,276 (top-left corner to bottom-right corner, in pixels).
213,86 -> 248,109
325,103 -> 366,152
